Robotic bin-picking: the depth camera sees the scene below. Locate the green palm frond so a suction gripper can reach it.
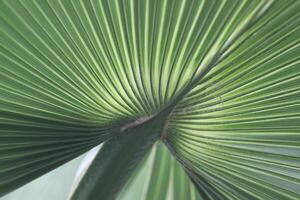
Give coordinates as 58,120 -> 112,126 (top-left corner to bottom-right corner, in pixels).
0,0 -> 299,199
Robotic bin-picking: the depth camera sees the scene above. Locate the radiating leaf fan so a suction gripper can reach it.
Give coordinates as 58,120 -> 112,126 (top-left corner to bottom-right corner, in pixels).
1,0 -> 299,199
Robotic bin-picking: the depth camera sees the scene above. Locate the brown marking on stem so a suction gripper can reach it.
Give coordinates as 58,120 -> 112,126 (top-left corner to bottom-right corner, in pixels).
120,115 -> 154,132
160,111 -> 174,142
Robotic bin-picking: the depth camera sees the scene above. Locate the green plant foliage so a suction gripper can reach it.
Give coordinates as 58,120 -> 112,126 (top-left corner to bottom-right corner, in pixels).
0,0 -> 299,199
117,142 -> 202,200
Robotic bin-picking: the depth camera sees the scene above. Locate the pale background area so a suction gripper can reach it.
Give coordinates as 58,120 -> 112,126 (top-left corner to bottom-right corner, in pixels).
1,155 -> 84,200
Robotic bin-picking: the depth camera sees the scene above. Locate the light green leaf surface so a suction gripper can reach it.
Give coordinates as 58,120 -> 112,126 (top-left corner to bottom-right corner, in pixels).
0,0 -> 299,199
117,142 -> 202,200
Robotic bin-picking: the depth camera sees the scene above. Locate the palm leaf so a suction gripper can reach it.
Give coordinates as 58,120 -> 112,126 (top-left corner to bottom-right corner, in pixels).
0,0 -> 299,199
117,142 -> 201,200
